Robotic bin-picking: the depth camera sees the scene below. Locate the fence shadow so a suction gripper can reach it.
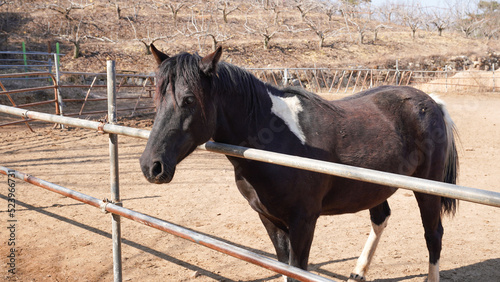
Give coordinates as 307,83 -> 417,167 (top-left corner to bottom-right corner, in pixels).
371,258 -> 500,282
0,193 -> 281,281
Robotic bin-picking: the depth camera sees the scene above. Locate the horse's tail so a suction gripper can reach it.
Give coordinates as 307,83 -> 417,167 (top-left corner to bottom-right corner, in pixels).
430,94 -> 459,216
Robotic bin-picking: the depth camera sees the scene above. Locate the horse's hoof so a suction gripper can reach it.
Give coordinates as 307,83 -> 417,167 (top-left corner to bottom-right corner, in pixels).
348,273 -> 366,282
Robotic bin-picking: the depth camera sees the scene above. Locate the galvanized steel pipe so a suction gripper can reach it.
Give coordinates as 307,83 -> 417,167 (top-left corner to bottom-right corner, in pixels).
0,104 -> 150,139
199,142 -> 500,208
107,60 -> 122,282
1,104 -> 499,209
0,166 -> 334,282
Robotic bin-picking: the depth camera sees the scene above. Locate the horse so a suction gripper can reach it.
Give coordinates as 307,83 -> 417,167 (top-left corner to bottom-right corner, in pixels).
139,45 -> 458,282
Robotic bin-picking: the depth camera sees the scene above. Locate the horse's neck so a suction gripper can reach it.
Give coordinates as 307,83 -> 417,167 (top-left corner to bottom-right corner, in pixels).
213,74 -> 275,145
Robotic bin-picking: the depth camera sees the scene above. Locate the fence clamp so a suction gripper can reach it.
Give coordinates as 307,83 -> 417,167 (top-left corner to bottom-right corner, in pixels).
100,198 -> 122,214
100,198 -> 111,213
97,118 -> 107,134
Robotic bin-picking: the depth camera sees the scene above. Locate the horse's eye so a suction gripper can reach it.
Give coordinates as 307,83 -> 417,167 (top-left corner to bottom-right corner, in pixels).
183,96 -> 195,106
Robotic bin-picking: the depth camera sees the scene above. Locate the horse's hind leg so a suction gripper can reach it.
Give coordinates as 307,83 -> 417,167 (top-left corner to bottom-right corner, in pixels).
349,201 -> 391,282
414,192 -> 443,282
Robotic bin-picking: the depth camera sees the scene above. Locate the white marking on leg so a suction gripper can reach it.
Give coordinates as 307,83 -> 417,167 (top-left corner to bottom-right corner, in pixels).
268,90 -> 306,144
349,216 -> 389,282
282,275 -> 289,282
428,260 -> 440,282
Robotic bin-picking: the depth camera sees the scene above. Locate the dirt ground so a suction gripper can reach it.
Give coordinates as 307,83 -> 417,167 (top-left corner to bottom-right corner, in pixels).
1,91 -> 499,282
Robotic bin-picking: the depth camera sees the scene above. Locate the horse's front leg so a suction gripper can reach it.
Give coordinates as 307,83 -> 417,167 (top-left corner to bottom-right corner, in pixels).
287,211 -> 319,277
258,213 -> 290,264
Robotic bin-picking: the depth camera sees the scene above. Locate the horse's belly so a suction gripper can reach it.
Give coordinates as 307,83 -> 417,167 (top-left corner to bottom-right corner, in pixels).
321,178 -> 398,215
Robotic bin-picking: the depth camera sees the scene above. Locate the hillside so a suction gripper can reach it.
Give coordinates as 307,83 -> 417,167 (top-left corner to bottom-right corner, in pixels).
1,0 -> 499,73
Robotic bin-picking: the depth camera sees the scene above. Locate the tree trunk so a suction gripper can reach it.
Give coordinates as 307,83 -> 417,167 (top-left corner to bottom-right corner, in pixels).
210,35 -> 217,51
264,36 -> 269,50
73,41 -> 80,59
318,36 -> 324,50
173,11 -> 178,26
358,32 -> 364,44
115,3 -> 121,20
141,41 -> 151,55
223,8 -> 228,23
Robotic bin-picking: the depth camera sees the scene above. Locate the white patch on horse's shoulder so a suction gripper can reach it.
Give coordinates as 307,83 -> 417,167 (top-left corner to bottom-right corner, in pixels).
268,90 -> 306,144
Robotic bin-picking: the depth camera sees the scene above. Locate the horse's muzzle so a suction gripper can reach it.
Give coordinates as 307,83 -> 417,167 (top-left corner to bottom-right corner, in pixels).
140,158 -> 175,184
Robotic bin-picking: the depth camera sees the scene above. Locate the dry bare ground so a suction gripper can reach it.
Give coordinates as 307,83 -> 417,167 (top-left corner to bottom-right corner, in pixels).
1,91 -> 499,281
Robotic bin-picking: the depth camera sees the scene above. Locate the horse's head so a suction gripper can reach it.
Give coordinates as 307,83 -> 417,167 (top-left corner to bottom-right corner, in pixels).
140,44 -> 222,184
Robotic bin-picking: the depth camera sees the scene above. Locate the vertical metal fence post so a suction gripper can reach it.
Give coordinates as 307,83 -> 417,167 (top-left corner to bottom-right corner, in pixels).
53,53 -> 64,128
107,60 -> 122,282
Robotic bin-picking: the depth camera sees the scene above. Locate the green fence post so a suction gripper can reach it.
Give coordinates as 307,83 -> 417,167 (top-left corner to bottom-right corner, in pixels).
22,42 -> 28,72
56,42 -> 60,66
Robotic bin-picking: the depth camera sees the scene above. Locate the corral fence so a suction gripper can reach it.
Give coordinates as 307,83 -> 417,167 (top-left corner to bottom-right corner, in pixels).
0,50 -> 59,74
248,65 -> 498,94
0,70 -> 156,131
1,54 -> 498,131
1,60 -> 500,282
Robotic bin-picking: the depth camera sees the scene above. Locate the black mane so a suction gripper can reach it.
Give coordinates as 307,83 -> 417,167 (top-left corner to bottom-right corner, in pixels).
156,51 -> 341,115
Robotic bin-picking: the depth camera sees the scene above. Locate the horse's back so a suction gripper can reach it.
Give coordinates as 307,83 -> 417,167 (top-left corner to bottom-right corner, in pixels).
316,86 -> 450,214
328,86 -> 441,168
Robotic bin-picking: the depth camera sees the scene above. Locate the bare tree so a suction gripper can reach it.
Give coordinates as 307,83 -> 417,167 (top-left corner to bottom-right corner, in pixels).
452,0 -> 485,38
430,9 -> 451,36
181,5 -> 233,52
46,1 -> 93,21
377,0 -> 398,23
400,3 -> 422,39
304,14 -> 344,49
244,7 -> 281,50
318,0 -> 341,21
347,17 -> 369,44
127,17 -> 172,55
113,0 -> 121,20
373,24 -> 390,42
293,0 -> 318,21
478,0 -> 500,40
217,0 -> 239,24
43,0 -> 95,58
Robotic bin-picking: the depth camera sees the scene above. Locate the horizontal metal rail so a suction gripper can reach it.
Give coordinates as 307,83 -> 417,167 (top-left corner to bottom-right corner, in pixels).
0,85 -> 56,95
0,51 -> 63,56
0,72 -> 57,79
61,71 -> 154,78
1,104 -> 499,209
199,143 -> 500,208
0,166 -> 334,282
0,104 -> 150,139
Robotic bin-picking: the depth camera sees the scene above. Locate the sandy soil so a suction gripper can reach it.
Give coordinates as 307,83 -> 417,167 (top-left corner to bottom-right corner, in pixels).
1,91 -> 499,282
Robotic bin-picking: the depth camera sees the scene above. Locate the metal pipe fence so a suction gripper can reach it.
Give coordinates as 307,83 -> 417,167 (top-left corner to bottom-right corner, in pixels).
0,71 -> 156,130
2,92 -> 500,281
0,166 -> 333,282
0,51 -> 60,74
247,67 -> 499,94
2,65 -> 497,132
2,61 -> 500,280
1,102 -> 500,281
1,103 -> 499,209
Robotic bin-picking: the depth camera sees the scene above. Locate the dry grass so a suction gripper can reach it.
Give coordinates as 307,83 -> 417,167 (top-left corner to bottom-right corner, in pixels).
1,0 -> 499,73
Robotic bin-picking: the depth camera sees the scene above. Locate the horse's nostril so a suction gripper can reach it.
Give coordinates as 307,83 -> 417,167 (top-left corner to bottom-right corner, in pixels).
151,161 -> 162,177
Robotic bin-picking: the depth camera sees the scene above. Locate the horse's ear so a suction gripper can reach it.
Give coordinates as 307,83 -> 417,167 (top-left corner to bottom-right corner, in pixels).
199,46 -> 222,75
150,44 -> 169,66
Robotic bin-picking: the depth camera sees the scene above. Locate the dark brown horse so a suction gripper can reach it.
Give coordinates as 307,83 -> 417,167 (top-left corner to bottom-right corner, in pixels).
140,45 -> 458,282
